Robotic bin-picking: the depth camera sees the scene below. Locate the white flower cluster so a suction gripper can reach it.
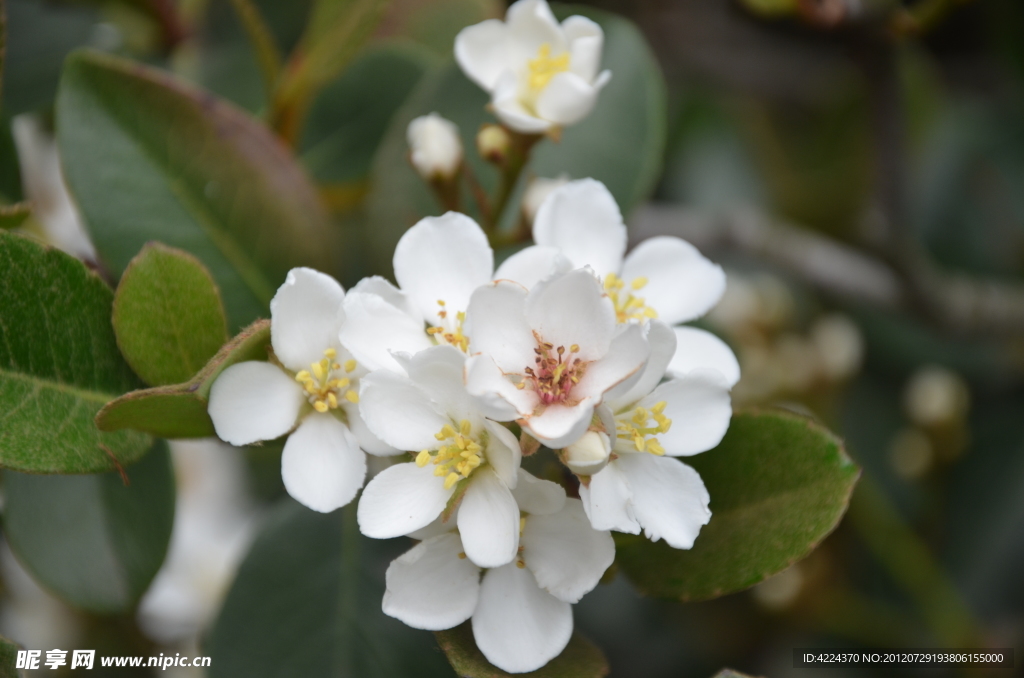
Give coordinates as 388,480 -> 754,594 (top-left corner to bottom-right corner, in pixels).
207,177 -> 738,672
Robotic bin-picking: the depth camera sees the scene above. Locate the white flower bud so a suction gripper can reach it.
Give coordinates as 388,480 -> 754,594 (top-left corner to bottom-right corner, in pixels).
522,174 -> 570,223
903,366 -> 969,427
476,124 -> 510,164
562,430 -> 611,476
407,113 -> 462,180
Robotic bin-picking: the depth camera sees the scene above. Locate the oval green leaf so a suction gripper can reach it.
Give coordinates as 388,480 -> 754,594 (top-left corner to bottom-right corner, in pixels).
2,440 -> 175,614
0,231 -> 151,473
436,623 -> 609,678
208,500 -> 453,678
56,50 -> 336,331
97,319 -> 270,439
364,5 -> 666,278
614,410 -> 860,601
113,242 -> 228,386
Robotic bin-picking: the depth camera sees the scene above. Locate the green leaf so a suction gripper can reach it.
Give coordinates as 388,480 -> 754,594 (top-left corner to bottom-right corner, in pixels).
436,623 -> 609,678
113,242 -> 228,386
56,50 -> 336,331
0,201 -> 28,230
0,231 -> 151,474
96,319 -> 270,439
208,500 -> 453,678
377,0 -> 501,57
0,635 -> 24,678
0,116 -> 22,203
2,440 -> 175,614
1,0 -> 7,110
614,410 -> 860,601
364,5 -> 667,277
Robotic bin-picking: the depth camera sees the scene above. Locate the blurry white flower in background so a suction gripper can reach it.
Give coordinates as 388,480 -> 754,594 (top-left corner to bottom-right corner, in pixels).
407,113 -> 463,181
521,174 -> 570,224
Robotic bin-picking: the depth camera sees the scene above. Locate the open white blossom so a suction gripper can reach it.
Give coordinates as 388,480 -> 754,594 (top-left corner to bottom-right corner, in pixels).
464,268 -> 650,448
357,346 -> 524,568
382,476 -> 613,674
208,268 -> 395,514
455,0 -> 611,134
407,113 -> 463,180
577,321 -> 731,548
526,178 -> 740,387
339,212 -> 567,372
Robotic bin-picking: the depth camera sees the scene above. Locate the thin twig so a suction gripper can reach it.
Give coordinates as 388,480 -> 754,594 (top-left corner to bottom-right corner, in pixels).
227,0 -> 283,98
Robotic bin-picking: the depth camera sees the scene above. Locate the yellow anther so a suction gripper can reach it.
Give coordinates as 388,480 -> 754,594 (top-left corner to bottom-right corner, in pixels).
324,348 -> 337,359
311,362 -> 325,381
570,344 -> 580,353
295,370 -> 311,382
617,402 -> 673,456
344,359 -> 357,372
458,552 -> 467,559
335,377 -> 350,389
630,277 -> 649,290
527,44 -> 570,91
345,390 -> 359,403
313,400 -> 329,413
652,402 -> 666,414
460,420 -> 472,436
332,362 -> 341,370
444,473 -> 461,490
416,450 -> 431,467
434,467 -> 447,477
519,517 -> 527,535
604,273 -> 658,323
437,300 -> 446,306
516,559 -> 527,569
327,393 -> 338,409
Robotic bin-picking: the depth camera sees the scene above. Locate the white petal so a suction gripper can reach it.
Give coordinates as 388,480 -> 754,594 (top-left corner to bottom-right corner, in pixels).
573,322 -> 649,400
269,268 -> 346,372
343,403 -> 402,457
493,246 -> 573,290
522,498 -> 614,603
511,468 -> 565,515
616,454 -> 711,549
405,345 -> 479,426
465,280 -> 535,373
281,413 -> 366,513
472,564 -> 573,674
382,533 -> 480,630
492,93 -> 553,134
526,268 -> 615,361
536,71 -> 601,126
359,369 -> 449,451
208,361 -> 304,446
458,468 -> 520,568
483,419 -> 522,489
454,19 -> 510,91
465,354 -> 539,420
505,0 -> 567,70
525,400 -> 594,449
357,463 -> 454,539
532,179 -> 626,279
340,291 -> 433,373
351,275 -> 419,319
621,237 -> 726,326
579,461 -> 640,534
561,430 -> 610,476
563,15 -> 603,83
606,320 -> 677,409
668,326 -> 741,388
407,513 -> 459,541
393,212 -> 493,325
645,373 -> 731,456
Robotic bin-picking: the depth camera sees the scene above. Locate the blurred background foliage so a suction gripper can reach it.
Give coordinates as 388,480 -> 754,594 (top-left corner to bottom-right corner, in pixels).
2,0 -> 1024,676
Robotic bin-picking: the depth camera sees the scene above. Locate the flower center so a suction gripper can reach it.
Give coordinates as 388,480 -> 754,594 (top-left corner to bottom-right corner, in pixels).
519,335 -> 587,405
426,300 -> 469,352
604,273 -> 658,324
527,43 -> 570,92
415,420 -> 486,489
616,401 -> 672,455
294,348 -> 359,413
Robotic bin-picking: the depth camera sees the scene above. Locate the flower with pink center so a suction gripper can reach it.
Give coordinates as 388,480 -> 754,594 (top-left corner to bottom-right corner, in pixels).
464,268 -> 650,448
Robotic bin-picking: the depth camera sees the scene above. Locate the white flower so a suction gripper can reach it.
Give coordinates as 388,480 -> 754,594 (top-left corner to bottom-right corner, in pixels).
356,346 -> 525,568
577,321 -> 732,548
339,212 -> 568,372
208,268 -> 395,514
527,178 -> 741,387
407,113 -> 463,180
455,0 -> 611,134
382,477 -> 614,674
464,268 -> 650,448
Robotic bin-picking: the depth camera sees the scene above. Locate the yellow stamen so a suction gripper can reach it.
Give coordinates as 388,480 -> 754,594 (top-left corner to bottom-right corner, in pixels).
416,450 -> 431,467
313,400 -> 328,413
603,273 -> 658,324
324,348 -> 337,359
616,400 -> 672,456
344,359 -> 357,372
345,390 -> 359,403
527,44 -> 570,91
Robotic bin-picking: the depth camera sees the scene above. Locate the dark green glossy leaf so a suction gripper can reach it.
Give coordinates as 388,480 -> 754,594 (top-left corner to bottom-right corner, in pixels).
97,319 -> 270,439
2,440 -> 175,614
0,231 -> 151,473
113,242 -> 228,386
57,50 -> 336,331
614,410 -> 860,601
364,5 -> 667,278
208,499 -> 452,678
0,635 -> 23,678
436,623 -> 609,678
377,0 -> 501,58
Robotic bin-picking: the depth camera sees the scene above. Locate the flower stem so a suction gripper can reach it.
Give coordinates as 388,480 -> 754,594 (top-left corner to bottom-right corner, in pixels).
334,502 -> 360,677
485,130 -> 542,244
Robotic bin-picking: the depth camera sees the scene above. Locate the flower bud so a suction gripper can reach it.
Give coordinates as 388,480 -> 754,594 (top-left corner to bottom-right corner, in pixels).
476,124 -> 511,164
561,430 -> 611,476
522,174 -> 570,224
407,113 -> 462,180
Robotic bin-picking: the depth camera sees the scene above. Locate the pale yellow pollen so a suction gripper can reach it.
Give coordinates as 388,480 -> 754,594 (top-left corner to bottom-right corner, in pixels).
416,450 -> 431,467
604,273 -> 658,324
345,390 -> 359,403
313,401 -> 329,413
416,419 -> 488,488
294,348 -> 359,411
324,348 -> 337,359
344,359 -> 357,373
617,400 -> 672,456
428,301 -> 470,352
528,44 -> 570,92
